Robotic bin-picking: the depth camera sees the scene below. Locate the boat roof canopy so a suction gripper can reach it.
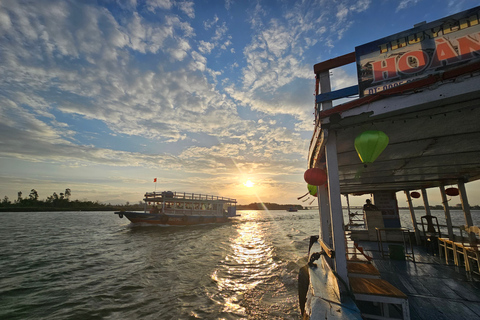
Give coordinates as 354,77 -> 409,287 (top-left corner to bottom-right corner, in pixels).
144,191 -> 236,204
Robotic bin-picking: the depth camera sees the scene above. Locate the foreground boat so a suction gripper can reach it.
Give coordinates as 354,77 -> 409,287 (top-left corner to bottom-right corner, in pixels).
300,6 -> 480,319
114,191 -> 237,225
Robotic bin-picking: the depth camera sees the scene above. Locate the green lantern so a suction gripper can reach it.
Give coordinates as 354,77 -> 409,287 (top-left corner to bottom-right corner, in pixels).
307,184 -> 317,197
354,130 -> 389,164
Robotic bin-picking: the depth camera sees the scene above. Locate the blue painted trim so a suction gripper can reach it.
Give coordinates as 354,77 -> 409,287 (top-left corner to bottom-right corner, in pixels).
316,85 -> 358,103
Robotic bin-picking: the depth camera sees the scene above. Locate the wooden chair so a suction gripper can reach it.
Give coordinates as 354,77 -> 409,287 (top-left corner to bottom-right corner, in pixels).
456,225 -> 480,274
420,215 -> 441,253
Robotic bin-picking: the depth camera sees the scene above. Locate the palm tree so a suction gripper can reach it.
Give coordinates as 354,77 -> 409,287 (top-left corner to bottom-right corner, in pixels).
2,196 -> 10,205
29,189 -> 39,201
65,188 -> 71,200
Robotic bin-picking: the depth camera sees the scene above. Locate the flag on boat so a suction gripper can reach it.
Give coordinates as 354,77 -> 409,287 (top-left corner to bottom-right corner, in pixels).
154,178 -> 157,182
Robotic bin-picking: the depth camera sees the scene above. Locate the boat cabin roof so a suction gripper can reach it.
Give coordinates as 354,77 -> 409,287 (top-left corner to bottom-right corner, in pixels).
310,60 -> 480,194
144,191 -> 236,204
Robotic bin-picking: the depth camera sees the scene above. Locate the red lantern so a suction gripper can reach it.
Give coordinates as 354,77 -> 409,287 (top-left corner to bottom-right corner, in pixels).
410,191 -> 420,199
445,188 -> 459,196
304,168 -> 327,186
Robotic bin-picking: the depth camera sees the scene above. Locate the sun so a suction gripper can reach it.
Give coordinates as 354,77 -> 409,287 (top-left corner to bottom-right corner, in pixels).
243,179 -> 255,188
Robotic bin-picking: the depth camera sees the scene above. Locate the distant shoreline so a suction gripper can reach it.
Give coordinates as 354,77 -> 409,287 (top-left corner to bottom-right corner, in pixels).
1,204 -> 478,213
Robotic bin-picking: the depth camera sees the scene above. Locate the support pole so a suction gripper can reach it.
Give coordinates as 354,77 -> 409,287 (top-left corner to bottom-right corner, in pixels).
318,184 -> 332,249
421,188 -> 431,216
405,191 -> 421,245
325,129 -> 348,287
439,185 -> 454,240
421,188 -> 434,233
458,180 -> 473,227
318,71 -> 332,111
458,180 -> 476,244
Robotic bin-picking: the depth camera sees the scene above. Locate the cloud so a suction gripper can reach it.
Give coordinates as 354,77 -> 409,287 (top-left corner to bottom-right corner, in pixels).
177,1 -> 195,18
396,0 -> 420,12
204,14 -> 219,29
0,0 -> 237,144
146,0 -> 173,12
198,40 -> 215,54
0,0 -> 315,204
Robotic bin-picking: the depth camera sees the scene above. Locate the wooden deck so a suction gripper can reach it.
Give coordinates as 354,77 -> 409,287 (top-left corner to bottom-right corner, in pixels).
359,241 -> 480,319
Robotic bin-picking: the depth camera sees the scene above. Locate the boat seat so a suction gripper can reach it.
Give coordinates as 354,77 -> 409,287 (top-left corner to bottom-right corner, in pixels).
349,277 -> 410,319
454,226 -> 480,274
347,262 -> 381,278
347,252 -> 370,263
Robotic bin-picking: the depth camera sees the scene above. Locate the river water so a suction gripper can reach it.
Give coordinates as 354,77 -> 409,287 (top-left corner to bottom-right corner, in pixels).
0,209 -> 478,319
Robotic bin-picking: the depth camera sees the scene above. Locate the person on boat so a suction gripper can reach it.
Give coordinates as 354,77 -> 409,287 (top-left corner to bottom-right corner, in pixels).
363,199 -> 378,211
150,206 -> 159,214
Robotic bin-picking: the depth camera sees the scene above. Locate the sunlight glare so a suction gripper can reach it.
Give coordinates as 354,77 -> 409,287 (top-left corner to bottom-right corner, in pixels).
243,180 -> 254,188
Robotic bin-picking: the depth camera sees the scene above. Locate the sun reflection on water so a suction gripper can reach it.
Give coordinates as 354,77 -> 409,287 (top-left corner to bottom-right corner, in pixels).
211,211 -> 277,315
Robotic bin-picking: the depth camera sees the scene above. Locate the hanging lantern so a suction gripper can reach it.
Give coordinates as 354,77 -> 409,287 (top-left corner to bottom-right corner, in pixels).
410,191 -> 421,199
445,187 -> 459,196
307,184 -> 318,197
354,130 -> 389,164
304,168 -> 327,186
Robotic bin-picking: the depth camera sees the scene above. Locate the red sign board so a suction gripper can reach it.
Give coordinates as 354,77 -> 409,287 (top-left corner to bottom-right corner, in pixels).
356,7 -> 480,97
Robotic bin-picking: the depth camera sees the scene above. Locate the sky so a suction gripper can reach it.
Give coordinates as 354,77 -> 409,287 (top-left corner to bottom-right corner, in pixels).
0,0 -> 479,206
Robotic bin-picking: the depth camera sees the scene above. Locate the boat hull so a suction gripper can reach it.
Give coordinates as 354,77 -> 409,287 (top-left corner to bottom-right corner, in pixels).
114,211 -> 230,225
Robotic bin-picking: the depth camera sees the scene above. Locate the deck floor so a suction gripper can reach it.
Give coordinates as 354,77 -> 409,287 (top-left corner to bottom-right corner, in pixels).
359,241 -> 480,319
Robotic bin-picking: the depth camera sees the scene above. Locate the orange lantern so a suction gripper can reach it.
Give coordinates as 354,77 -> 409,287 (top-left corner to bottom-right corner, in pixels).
410,191 -> 420,199
445,188 -> 459,196
304,168 -> 327,186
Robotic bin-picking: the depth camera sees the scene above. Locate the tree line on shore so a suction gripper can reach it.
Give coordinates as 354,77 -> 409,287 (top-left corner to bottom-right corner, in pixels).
0,189 -> 144,212
2,190 -> 478,212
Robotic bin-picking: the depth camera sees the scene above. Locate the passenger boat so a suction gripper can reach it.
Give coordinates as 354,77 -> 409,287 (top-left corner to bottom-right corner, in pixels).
300,6 -> 480,320
287,207 -> 298,212
114,191 -> 237,225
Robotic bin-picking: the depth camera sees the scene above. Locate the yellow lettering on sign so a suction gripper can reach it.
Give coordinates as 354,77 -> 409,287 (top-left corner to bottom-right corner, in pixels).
425,26 -> 441,39
408,32 -> 424,44
460,14 -> 479,29
443,20 -> 459,35
379,43 -> 388,54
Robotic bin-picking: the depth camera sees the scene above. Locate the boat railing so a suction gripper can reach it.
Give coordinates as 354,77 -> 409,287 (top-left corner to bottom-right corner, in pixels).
415,222 -> 472,241
144,191 -> 236,203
